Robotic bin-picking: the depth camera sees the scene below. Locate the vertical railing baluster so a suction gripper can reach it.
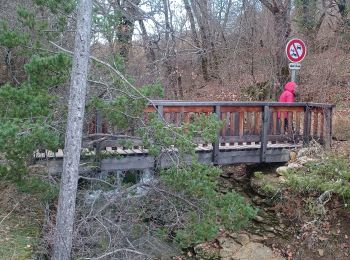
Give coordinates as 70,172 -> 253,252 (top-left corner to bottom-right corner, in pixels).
303,106 -> 311,145
157,105 -> 164,120
213,105 -> 220,165
260,105 -> 270,162
324,107 -> 333,150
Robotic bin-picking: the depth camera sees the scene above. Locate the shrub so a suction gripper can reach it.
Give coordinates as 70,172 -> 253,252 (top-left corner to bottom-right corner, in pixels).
333,115 -> 350,141
161,163 -> 257,247
283,156 -> 350,203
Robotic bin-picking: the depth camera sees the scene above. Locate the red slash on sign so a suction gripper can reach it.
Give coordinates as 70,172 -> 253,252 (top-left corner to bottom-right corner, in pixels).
285,39 -> 306,63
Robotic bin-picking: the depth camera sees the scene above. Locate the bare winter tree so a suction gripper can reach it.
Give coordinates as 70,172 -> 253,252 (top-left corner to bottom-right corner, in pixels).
52,0 -> 93,259
259,0 -> 292,95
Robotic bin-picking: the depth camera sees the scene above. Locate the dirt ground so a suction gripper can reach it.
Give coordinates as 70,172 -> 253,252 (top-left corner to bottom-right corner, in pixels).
0,182 -> 43,259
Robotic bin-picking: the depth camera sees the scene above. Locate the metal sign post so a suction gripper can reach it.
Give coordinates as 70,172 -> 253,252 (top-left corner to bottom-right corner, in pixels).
286,39 -> 307,83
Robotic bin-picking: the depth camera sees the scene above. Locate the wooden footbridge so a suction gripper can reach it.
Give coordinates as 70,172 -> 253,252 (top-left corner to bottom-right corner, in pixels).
35,101 -> 333,174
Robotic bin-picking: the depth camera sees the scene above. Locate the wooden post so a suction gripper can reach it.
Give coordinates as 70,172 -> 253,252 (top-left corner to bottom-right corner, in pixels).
303,106 -> 311,145
213,105 -> 220,165
157,105 -> 164,120
260,106 -> 270,162
324,107 -> 333,149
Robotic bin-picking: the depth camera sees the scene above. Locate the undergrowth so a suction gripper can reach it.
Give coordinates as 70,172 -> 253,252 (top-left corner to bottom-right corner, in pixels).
160,163 -> 257,247
283,156 -> 350,205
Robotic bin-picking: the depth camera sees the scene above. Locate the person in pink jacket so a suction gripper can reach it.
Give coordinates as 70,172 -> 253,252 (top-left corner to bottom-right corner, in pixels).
278,81 -> 297,131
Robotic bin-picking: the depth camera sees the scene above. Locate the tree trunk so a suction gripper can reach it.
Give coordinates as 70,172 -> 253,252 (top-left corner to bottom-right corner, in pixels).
163,0 -> 180,98
117,0 -> 141,65
183,0 -> 210,82
259,0 -> 291,97
273,11 -> 291,93
190,0 -> 210,82
52,0 -> 93,259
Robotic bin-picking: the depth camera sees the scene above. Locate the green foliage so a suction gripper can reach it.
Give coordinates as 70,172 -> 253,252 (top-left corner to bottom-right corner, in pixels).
16,176 -> 58,203
91,83 -> 164,130
0,120 -> 59,179
0,21 -> 29,48
0,53 -> 70,178
283,156 -> 350,203
161,163 -> 257,247
139,113 -> 222,158
25,53 -> 71,88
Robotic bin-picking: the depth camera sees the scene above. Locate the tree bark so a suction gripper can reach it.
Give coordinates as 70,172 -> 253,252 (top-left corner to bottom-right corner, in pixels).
52,0 -> 93,259
259,0 -> 291,97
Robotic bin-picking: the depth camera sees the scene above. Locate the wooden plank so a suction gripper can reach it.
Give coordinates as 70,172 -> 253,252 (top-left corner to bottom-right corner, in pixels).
221,112 -> 227,138
288,112 -> 293,133
260,106 -> 270,162
101,156 -> 154,171
213,105 -> 220,165
246,112 -> 252,135
254,112 -> 260,135
269,106 -> 304,112
272,112 -> 277,135
313,111 -> 319,137
239,112 -> 244,137
149,100 -> 334,108
303,106 -> 311,145
296,112 -> 301,134
324,107 -> 332,149
220,135 -> 261,143
220,106 -> 262,113
320,112 -> 324,139
229,112 -> 235,143
162,106 -> 214,113
144,106 -> 157,112
157,105 -> 164,119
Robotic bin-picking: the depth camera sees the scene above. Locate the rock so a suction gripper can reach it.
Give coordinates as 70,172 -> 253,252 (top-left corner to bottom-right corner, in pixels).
231,242 -> 284,260
250,234 -> 266,242
289,151 -> 297,162
266,232 -> 276,238
297,156 -> 318,165
218,237 -> 241,260
235,234 -> 250,246
318,249 -> 324,257
254,215 -> 265,223
194,243 -> 220,260
264,226 -> 275,232
287,162 -> 302,169
276,166 -> 288,175
297,148 -> 309,158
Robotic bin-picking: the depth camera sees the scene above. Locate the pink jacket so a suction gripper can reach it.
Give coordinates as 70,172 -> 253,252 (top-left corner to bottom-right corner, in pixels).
279,82 -> 296,103
278,82 -> 296,119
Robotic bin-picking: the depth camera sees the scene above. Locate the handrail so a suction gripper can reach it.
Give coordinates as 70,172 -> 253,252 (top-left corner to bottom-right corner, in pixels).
148,100 -> 335,108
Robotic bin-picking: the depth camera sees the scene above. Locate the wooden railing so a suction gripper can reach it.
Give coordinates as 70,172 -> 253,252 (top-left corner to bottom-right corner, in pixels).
142,101 -> 334,162
83,101 -> 333,164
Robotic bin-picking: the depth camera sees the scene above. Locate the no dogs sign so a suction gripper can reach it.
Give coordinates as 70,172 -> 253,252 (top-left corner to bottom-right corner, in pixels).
285,39 -> 307,63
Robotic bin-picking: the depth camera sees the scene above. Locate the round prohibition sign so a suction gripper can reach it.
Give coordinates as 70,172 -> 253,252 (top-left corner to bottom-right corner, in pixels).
285,39 -> 307,63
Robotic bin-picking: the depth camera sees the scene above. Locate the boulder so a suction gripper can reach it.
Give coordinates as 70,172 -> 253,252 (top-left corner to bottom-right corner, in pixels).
231,242 -> 284,260
276,166 -> 288,175
219,242 -> 284,260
